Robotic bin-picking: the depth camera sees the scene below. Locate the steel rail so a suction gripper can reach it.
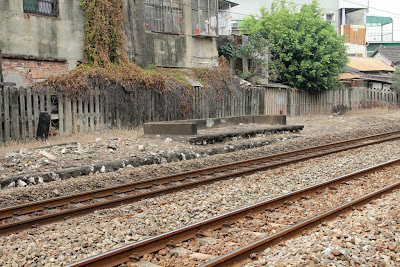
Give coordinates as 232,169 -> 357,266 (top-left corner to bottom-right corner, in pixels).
66,158 -> 400,267
0,130 -> 399,236
201,181 -> 400,267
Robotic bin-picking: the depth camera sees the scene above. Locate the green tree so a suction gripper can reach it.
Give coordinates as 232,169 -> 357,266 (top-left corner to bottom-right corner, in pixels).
242,0 -> 348,92
392,68 -> 400,93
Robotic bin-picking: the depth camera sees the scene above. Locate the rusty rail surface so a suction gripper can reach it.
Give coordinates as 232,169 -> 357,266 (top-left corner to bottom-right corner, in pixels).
202,181 -> 400,266
0,130 -> 400,237
67,158 -> 400,267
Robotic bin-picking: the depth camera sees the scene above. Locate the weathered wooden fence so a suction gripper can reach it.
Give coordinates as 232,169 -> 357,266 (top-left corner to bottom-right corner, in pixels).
0,84 -> 398,143
0,86 -> 105,143
264,86 -> 400,116
0,85 -> 265,143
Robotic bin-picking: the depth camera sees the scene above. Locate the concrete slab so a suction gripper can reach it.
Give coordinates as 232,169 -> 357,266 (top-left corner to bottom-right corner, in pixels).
143,122 -> 197,135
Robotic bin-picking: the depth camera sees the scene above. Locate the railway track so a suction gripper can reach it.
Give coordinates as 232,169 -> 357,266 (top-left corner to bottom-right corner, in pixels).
68,158 -> 400,267
0,130 -> 399,237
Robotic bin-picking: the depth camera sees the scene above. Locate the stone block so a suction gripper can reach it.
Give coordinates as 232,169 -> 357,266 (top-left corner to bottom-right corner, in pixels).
144,122 -> 197,135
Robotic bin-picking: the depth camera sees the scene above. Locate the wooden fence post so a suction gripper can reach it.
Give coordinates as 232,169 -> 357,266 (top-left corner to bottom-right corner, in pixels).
0,49 -> 3,83
10,87 -> 20,140
90,93 -> 95,131
95,88 -> 100,130
78,99 -> 83,133
26,87 -> 34,139
3,86 -> 10,142
64,97 -> 72,134
72,99 -> 78,134
19,87 -> 26,140
46,89 -> 51,114
33,92 -> 39,134
39,94 -> 45,112
58,95 -> 64,135
0,86 -> 2,143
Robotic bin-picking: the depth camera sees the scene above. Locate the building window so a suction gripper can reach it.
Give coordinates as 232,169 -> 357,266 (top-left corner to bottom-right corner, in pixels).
23,0 -> 58,16
325,13 -> 335,22
144,0 -> 183,34
192,0 -> 218,36
218,0 -> 232,36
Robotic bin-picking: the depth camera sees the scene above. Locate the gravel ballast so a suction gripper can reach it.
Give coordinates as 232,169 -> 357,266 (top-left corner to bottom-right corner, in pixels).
246,189 -> 400,267
130,165 -> 399,266
0,140 -> 399,266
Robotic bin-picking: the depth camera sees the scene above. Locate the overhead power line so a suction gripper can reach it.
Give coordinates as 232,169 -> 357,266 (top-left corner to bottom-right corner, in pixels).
343,0 -> 400,18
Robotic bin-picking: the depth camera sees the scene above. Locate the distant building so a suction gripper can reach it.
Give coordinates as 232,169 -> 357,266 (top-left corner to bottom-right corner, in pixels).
347,57 -> 395,74
371,46 -> 400,68
367,41 -> 400,57
340,57 -> 395,90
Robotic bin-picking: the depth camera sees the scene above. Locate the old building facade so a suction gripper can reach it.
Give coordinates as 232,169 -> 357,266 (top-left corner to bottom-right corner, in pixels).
0,0 -> 235,86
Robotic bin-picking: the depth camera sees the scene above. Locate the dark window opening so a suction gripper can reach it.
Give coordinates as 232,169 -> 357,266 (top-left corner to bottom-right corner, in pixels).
23,0 -> 58,17
192,0 -> 218,36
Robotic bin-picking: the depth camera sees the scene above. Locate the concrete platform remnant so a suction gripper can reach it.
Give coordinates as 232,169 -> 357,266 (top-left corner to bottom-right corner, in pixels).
143,122 -> 197,135
143,115 -> 286,136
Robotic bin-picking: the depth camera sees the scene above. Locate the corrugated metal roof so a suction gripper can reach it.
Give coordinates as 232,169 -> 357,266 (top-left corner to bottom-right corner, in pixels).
338,73 -> 361,80
347,57 -> 395,72
373,46 -> 400,63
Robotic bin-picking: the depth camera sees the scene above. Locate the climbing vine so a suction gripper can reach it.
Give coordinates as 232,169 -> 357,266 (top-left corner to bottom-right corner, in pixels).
80,0 -> 126,67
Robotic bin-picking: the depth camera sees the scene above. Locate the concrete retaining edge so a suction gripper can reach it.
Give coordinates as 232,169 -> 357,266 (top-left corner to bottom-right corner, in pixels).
189,125 -> 304,144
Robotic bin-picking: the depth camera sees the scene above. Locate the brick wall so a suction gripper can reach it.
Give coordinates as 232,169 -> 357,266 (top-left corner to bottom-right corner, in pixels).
1,58 -> 68,86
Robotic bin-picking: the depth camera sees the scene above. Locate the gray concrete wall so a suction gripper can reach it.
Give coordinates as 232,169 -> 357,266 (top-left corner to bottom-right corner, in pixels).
124,0 -> 189,68
346,9 -> 366,25
0,0 -> 85,70
124,0 -> 218,68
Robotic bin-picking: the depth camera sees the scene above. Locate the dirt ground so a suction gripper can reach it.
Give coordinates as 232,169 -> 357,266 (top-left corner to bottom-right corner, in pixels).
1,108 -> 400,182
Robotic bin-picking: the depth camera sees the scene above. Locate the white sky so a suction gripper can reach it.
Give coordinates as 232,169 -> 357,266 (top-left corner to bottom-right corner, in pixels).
368,0 -> 400,41
230,0 -> 400,41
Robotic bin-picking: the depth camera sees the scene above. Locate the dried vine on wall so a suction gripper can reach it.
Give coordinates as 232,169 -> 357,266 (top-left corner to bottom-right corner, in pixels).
36,0 -> 240,121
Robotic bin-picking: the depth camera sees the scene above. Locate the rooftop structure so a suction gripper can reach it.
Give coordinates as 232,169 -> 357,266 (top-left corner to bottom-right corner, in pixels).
371,46 -> 400,68
347,57 -> 395,72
